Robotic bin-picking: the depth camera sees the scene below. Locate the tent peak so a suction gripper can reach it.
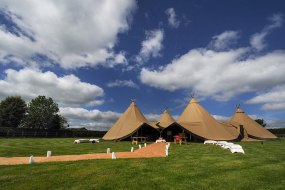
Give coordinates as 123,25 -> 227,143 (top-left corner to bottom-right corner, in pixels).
236,107 -> 245,113
130,99 -> 136,106
189,97 -> 198,104
163,107 -> 169,112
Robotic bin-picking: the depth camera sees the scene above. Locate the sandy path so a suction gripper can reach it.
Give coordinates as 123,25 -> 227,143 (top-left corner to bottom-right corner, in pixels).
0,142 -> 169,165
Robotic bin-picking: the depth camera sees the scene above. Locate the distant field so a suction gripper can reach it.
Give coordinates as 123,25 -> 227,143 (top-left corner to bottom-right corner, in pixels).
0,138 -> 285,190
0,138 -> 130,157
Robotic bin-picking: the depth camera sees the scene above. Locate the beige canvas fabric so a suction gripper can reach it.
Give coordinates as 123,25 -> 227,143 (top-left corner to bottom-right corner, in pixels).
103,101 -> 158,140
156,109 -> 176,128
178,98 -> 237,140
229,108 -> 277,139
219,121 -> 249,141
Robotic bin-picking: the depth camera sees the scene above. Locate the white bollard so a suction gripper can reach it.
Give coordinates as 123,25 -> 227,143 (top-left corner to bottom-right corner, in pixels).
112,152 -> 116,159
144,143 -> 147,147
166,148 -> 168,157
139,144 -> 142,149
131,147 -> 134,152
107,148 -> 110,154
29,155 -> 35,164
47,151 -> 52,157
166,144 -> 169,150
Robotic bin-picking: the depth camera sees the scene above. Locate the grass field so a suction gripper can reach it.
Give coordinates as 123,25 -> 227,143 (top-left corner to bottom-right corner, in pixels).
0,138 -> 285,190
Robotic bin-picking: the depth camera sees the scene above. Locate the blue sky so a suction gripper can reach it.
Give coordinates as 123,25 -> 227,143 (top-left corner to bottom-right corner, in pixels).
0,0 -> 285,130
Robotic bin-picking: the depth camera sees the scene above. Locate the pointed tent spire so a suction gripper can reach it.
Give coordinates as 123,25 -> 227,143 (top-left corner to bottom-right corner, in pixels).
178,98 -> 237,140
103,101 -> 157,141
156,108 -> 176,128
229,106 -> 277,139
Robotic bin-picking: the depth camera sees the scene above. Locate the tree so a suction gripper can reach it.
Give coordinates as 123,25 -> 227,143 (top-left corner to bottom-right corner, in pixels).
0,96 -> 27,128
50,114 -> 67,129
21,96 -> 64,129
255,119 -> 267,128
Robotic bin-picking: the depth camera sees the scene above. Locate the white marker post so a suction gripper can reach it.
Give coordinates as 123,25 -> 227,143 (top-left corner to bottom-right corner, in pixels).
47,151 -> 52,157
107,148 -> 110,154
112,152 -> 116,159
29,155 -> 35,164
144,143 -> 147,147
139,144 -> 142,149
131,147 -> 134,152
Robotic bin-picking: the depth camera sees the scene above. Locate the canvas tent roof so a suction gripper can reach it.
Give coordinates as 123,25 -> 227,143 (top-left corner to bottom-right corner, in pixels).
229,107 -> 277,139
103,101 -> 158,141
177,98 -> 237,141
219,121 -> 250,141
156,109 -> 177,129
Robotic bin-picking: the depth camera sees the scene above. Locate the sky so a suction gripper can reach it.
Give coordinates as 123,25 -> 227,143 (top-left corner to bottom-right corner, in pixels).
0,0 -> 285,130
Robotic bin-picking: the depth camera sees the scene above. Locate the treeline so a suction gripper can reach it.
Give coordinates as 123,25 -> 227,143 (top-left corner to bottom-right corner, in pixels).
0,95 -> 66,129
268,128 -> 285,134
0,127 -> 107,138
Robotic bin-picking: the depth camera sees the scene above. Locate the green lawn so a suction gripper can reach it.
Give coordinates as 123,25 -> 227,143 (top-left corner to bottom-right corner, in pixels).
0,138 -> 285,190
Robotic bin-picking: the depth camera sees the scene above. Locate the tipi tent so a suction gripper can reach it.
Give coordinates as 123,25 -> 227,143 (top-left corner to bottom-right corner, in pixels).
156,109 -> 176,129
156,109 -> 184,141
229,107 -> 277,140
178,98 -> 238,141
103,101 -> 159,141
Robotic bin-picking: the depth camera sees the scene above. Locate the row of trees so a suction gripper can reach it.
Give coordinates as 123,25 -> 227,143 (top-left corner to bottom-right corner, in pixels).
0,96 -> 67,129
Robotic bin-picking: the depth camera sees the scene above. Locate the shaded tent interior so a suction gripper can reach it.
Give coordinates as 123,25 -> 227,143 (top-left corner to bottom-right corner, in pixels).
103,101 -> 159,141
154,109 -> 185,142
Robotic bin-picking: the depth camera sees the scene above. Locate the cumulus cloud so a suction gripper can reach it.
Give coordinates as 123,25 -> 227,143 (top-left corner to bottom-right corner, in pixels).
59,107 -> 171,130
267,119 -> 285,129
107,79 -> 139,89
208,31 -> 240,50
145,113 -> 161,122
0,0 -> 136,69
165,8 -> 180,28
60,107 -> 121,123
250,13 -> 283,51
60,107 -> 122,131
140,14 -> 285,102
140,48 -> 285,101
136,29 -> 164,64
0,68 -> 104,106
213,115 -> 230,121
247,85 -> 285,110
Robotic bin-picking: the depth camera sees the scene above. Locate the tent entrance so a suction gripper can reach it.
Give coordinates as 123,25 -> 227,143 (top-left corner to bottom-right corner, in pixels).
134,124 -> 159,142
161,124 -> 184,142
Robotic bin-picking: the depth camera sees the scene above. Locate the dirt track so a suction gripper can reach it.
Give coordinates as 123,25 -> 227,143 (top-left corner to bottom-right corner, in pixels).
0,142 -> 169,165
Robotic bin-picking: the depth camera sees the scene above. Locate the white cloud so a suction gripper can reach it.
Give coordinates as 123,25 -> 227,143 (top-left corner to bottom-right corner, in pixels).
213,115 -> 230,121
60,107 -> 122,131
165,8 -> 180,28
107,79 -> 139,89
0,0 -> 136,69
250,13 -> 283,51
208,31 -> 240,50
247,85 -> 285,110
59,107 -> 170,130
140,48 -> 285,101
60,107 -> 121,122
145,113 -> 161,122
266,119 -> 285,129
136,29 -> 164,64
0,68 -> 104,106
140,14 -> 285,102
